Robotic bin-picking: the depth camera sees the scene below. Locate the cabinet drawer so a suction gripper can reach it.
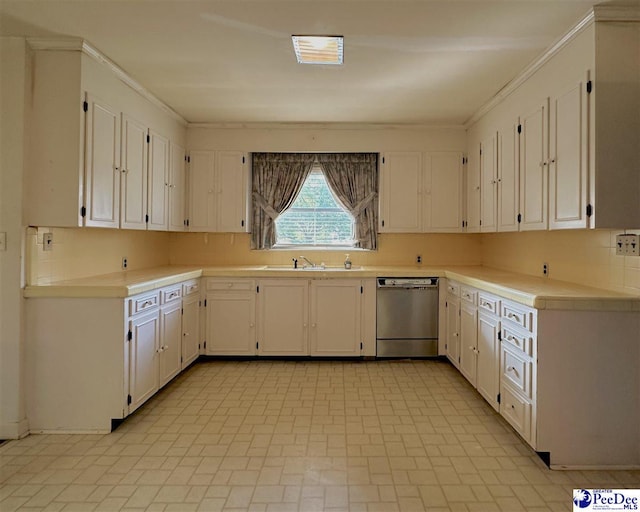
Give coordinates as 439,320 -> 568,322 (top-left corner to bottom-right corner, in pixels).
460,286 -> 477,305
130,292 -> 160,315
501,344 -> 532,399
501,324 -> 534,356
501,301 -> 535,333
162,286 -> 182,304
478,293 -> 500,315
206,279 -> 254,291
500,384 -> 532,443
182,280 -> 200,296
446,281 -> 460,297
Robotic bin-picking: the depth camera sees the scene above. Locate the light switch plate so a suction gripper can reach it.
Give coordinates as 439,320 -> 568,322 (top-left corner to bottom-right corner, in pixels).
0,232 -> 6,251
616,234 -> 640,256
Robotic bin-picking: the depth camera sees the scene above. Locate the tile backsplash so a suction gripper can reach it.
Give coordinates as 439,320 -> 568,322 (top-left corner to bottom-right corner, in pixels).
27,227 -> 170,285
481,229 -> 640,295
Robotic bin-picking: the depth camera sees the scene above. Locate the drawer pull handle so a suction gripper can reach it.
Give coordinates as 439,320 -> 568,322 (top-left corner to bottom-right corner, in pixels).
507,366 -> 517,374
141,300 -> 154,308
507,312 -> 520,321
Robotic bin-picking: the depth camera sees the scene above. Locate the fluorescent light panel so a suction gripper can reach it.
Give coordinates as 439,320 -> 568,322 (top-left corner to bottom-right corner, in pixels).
292,35 -> 344,65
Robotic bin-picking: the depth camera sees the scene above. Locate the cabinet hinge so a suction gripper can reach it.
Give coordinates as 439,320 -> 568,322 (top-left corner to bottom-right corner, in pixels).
242,155 -> 246,164
382,156 -> 385,164
256,342 -> 259,350
127,330 -> 132,341
381,220 -> 385,228
360,286 -> 364,294
80,206 -> 86,218
517,124 -> 522,134
127,394 -> 132,405
517,213 -> 522,223
146,134 -> 150,144
256,285 -> 260,293
83,100 -> 88,112
203,341 -> 206,349
181,307 -> 184,315
241,220 -> 245,227
198,343 -> 201,349
479,219 -> 482,226
586,204 -> 593,217
187,156 -> 191,163
497,393 -> 501,404
185,155 -> 188,162
462,156 -> 467,165
204,299 -> 207,307
586,80 -> 592,94
498,330 -> 502,341
145,214 -> 149,223
360,342 -> 363,351
479,148 -> 482,156
185,219 -> 190,227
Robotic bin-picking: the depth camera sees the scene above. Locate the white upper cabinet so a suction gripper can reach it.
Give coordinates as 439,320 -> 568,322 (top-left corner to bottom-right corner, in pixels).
480,134 -> 498,232
380,151 -> 463,233
549,78 -> 589,229
188,150 -> 248,232
169,142 -> 187,231
379,152 -> 422,232
465,141 -> 481,233
120,115 -> 148,230
425,152 -> 464,232
25,47 -> 186,229
147,130 -> 170,231
83,94 -> 121,228
496,118 -> 520,232
519,100 -> 549,231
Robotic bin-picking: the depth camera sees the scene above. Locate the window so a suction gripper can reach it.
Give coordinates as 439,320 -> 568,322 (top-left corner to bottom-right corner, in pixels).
275,166 -> 355,247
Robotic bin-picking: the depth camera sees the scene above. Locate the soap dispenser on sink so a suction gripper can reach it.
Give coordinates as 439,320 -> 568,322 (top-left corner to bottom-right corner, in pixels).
344,254 -> 352,270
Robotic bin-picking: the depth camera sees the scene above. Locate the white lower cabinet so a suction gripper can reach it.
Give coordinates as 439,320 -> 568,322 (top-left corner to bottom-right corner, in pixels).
444,282 -> 461,368
205,279 -> 256,355
458,287 -> 478,385
158,286 -> 183,387
181,280 -> 201,367
257,279 -> 309,356
476,306 -> 500,408
310,280 -> 362,356
128,304 -> 161,413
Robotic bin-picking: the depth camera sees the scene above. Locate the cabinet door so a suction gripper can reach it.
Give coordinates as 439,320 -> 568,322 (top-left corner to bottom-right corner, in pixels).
310,280 -> 361,356
188,151 -> 216,231
380,152 -> 422,232
206,290 -> 256,355
169,142 -> 186,231
159,301 -> 182,387
465,142 -> 481,232
216,151 -> 248,233
519,101 -> 549,231
257,280 -> 308,355
549,80 -> 588,229
480,135 -> 498,232
497,119 -> 520,232
476,311 -> 500,411
181,293 -> 201,367
129,309 -> 160,413
445,296 -> 461,368
84,94 -> 121,228
459,301 -> 478,385
121,115 -> 148,230
147,130 -> 169,231
427,152 -> 463,232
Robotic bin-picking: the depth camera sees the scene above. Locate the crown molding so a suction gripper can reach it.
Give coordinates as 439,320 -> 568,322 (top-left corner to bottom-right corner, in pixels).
188,122 -> 466,131
26,37 -> 187,126
593,3 -> 640,21
464,9 -> 595,128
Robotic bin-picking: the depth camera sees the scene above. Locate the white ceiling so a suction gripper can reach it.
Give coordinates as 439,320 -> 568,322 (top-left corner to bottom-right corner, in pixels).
0,0 -> 617,125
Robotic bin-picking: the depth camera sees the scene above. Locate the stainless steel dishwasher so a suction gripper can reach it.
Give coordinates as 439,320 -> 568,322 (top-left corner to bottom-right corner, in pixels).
376,277 -> 439,357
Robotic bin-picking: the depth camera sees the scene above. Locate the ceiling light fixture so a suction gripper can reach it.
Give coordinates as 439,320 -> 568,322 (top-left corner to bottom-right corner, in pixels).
291,35 -> 344,65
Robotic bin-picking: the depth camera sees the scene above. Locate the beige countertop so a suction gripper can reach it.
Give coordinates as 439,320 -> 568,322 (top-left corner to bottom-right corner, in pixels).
24,264 -> 640,311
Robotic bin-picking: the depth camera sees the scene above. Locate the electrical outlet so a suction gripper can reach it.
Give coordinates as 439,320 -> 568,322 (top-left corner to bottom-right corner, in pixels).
122,257 -> 128,269
616,234 -> 640,256
543,263 -> 549,276
416,255 -> 422,264
43,232 -> 53,251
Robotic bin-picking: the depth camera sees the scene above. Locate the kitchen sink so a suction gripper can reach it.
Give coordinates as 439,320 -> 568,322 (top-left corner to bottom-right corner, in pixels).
262,265 -> 362,271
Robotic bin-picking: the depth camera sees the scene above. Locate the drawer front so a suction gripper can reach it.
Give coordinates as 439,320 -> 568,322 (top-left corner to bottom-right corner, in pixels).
182,280 -> 200,297
206,279 -> 254,292
500,385 -> 532,443
131,292 -> 160,315
460,286 -> 478,305
501,345 -> 532,398
501,324 -> 533,356
162,286 -> 182,304
478,293 -> 500,315
501,301 -> 535,333
446,281 -> 460,297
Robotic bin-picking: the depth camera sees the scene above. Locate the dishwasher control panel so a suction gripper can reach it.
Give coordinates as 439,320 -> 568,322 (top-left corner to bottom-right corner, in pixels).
377,277 -> 438,288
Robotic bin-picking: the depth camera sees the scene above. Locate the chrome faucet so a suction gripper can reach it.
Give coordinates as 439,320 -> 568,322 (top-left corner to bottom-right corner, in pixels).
300,255 -> 315,268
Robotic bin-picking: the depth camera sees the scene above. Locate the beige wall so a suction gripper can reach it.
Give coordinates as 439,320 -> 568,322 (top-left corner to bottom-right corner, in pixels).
481,229 -> 640,295
168,232 -> 483,268
27,227 -> 170,285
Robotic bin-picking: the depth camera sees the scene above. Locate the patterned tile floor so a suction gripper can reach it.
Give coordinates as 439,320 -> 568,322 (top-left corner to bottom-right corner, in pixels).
1,359 -> 639,511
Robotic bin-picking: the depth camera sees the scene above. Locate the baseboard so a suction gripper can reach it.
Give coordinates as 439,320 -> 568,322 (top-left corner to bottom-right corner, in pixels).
0,418 -> 29,440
